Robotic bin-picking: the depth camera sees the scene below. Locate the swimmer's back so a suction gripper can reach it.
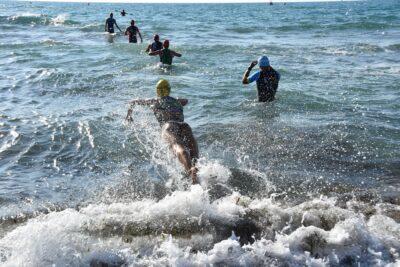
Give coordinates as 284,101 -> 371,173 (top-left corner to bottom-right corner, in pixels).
153,96 -> 184,125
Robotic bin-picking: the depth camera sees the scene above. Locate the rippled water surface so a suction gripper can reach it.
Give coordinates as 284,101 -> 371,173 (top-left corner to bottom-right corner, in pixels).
0,0 -> 399,265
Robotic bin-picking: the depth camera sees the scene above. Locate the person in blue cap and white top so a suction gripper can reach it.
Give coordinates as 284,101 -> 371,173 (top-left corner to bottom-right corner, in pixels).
242,56 -> 280,102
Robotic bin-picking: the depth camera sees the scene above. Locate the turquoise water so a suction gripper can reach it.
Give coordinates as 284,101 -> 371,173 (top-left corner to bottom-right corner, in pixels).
0,0 -> 399,265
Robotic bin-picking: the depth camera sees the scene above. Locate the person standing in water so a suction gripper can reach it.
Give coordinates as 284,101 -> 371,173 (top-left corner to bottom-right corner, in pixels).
145,34 -> 163,53
125,79 -> 199,184
105,13 -> 121,33
242,56 -> 280,102
121,9 -> 127,16
148,40 -> 181,65
124,20 -> 142,43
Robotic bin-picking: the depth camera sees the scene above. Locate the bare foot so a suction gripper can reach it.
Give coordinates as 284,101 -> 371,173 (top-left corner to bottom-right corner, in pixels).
189,166 -> 198,184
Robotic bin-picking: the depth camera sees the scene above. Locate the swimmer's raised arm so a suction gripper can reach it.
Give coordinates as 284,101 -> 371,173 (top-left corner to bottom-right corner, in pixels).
242,60 -> 258,84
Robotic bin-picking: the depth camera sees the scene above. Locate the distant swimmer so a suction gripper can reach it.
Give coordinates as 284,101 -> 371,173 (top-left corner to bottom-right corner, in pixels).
242,56 -> 280,102
124,20 -> 142,43
121,9 -> 127,16
148,40 -> 181,65
145,34 -> 163,53
105,13 -> 121,33
125,79 -> 199,184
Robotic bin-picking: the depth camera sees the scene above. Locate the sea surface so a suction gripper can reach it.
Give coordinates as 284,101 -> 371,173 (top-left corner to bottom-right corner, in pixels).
0,0 -> 399,265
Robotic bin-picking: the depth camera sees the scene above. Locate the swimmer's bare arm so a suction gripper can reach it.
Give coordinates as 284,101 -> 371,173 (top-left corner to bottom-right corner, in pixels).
171,50 -> 182,57
115,21 -> 122,32
148,50 -> 162,56
125,99 -> 159,121
137,28 -> 143,43
242,61 -> 258,84
145,44 -> 151,52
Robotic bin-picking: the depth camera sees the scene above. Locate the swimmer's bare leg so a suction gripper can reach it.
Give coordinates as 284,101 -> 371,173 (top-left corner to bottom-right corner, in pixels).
181,124 -> 199,159
162,123 -> 198,184
180,124 -> 199,183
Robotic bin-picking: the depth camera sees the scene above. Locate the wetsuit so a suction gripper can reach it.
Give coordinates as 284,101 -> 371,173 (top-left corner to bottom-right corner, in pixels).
126,26 -> 139,43
160,49 -> 173,65
151,41 -> 163,52
150,41 -> 163,61
153,96 -> 184,126
248,68 -> 280,102
105,18 -> 116,33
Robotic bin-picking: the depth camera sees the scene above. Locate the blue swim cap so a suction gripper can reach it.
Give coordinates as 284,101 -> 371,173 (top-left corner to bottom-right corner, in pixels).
258,56 -> 270,67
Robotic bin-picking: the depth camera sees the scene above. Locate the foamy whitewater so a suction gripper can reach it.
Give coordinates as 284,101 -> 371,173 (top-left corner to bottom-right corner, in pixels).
0,0 -> 399,266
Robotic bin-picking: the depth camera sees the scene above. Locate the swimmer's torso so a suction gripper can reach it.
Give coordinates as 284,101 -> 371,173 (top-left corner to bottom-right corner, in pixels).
126,26 -> 138,42
160,49 -> 173,65
256,68 -> 280,101
106,18 -> 115,29
151,41 -> 163,52
153,96 -> 184,125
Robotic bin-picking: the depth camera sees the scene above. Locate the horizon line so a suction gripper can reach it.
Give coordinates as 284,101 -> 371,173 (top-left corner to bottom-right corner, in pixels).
25,0 -> 359,4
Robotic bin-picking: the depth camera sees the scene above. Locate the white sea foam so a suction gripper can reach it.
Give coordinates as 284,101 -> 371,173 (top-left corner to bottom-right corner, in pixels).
0,185 -> 398,266
50,14 -> 69,25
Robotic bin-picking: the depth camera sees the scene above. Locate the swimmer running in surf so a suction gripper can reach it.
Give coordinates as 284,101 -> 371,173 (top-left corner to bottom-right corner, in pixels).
125,79 -> 199,184
148,40 -> 181,65
105,13 -> 121,33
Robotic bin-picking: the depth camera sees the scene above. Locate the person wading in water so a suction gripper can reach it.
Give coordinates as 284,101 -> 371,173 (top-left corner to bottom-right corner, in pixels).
148,40 -> 181,65
242,55 -> 280,102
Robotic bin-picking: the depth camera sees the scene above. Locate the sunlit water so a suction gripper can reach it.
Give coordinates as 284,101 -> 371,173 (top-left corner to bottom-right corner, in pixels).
0,0 -> 399,265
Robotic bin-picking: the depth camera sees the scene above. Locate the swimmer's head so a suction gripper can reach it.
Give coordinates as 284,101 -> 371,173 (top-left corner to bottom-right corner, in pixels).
109,13 -> 113,18
156,79 -> 171,97
154,34 -> 160,41
163,40 -> 170,49
130,20 -> 135,25
258,56 -> 270,69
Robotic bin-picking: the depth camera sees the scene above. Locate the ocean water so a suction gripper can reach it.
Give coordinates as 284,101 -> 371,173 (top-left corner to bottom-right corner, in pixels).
0,0 -> 399,265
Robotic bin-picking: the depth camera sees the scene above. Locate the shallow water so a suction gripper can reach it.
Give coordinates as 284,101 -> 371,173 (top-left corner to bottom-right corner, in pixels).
0,0 -> 399,265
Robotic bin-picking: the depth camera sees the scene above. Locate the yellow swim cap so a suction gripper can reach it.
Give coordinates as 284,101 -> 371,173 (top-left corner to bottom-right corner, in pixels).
156,79 -> 171,97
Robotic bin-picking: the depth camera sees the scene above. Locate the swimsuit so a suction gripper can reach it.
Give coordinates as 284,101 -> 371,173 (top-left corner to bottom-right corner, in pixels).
160,49 -> 173,65
126,26 -> 139,43
153,96 -> 184,126
248,68 -> 280,102
106,18 -> 116,33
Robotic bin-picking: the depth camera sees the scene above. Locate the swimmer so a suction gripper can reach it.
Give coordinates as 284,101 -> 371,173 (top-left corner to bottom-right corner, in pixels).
242,56 -> 280,102
146,34 -> 163,62
145,34 -> 163,53
121,9 -> 127,16
105,13 -> 121,34
148,40 -> 181,65
124,20 -> 142,43
125,79 -> 199,184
